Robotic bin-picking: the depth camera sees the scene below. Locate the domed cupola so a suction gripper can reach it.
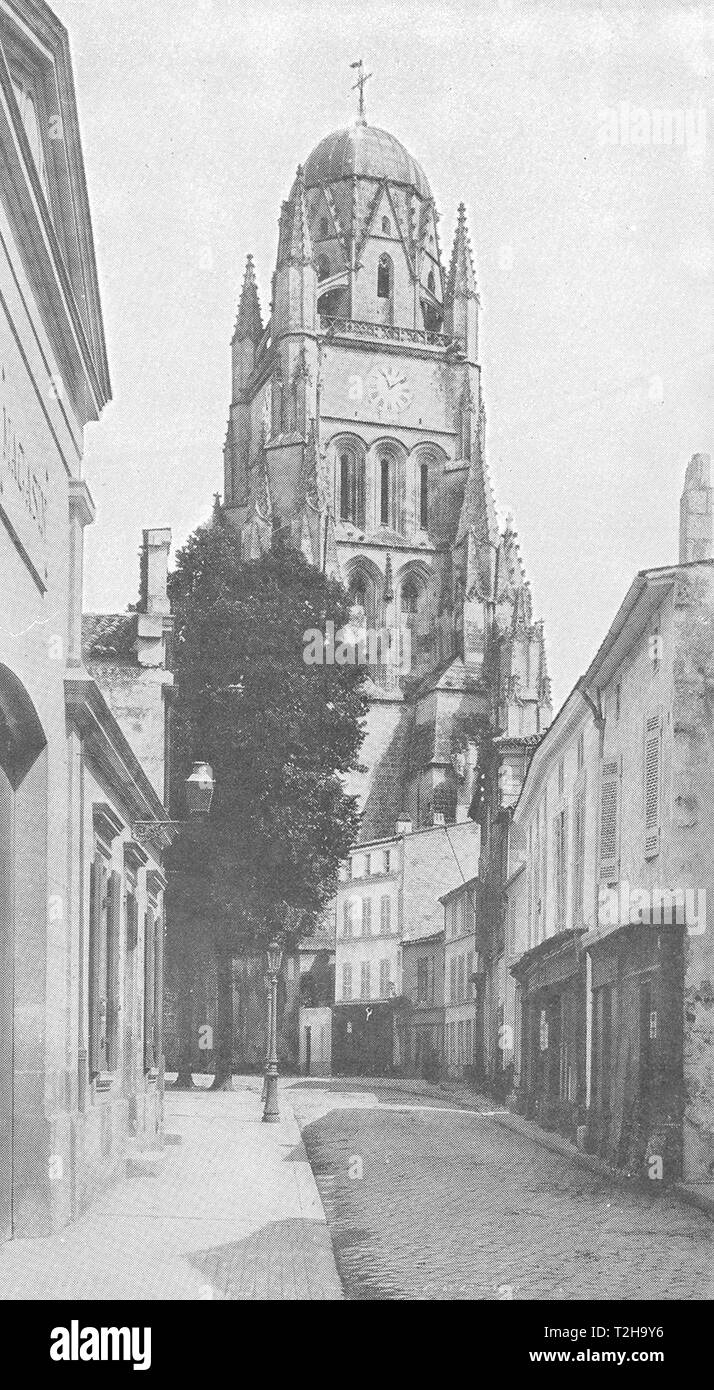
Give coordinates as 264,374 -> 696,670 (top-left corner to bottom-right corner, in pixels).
297,73 -> 444,332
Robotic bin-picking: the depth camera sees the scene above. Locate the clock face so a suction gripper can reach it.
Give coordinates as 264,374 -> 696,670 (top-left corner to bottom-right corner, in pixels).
367,366 -> 412,415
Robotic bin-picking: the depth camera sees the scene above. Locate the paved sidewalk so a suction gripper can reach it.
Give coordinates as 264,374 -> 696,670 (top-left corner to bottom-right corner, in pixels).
0,1084 -> 343,1300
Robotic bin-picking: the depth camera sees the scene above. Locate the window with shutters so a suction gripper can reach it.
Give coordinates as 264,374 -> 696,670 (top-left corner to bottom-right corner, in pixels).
417,957 -> 429,1003
572,779 -> 586,925
553,806 -> 568,931
644,711 -> 662,859
144,908 -> 158,1072
360,961 -> 371,999
342,963 -> 352,1001
598,756 -> 621,882
362,897 -> 372,936
457,954 -> 465,1003
450,955 -> 457,1003
88,855 -> 121,1078
379,958 -> 390,998
380,894 -> 391,934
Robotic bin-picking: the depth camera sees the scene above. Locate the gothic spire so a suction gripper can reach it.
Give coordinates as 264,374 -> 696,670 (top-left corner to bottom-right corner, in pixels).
278,166 -> 314,268
233,254 -> 263,343
456,405 -> 499,553
446,203 -> 478,303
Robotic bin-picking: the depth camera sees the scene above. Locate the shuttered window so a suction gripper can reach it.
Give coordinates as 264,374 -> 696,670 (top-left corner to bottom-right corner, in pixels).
342,964 -> 352,1001
644,712 -> 662,859
553,806 -> 568,931
144,908 -> 156,1072
362,898 -> 372,936
88,859 -> 121,1075
598,757 -> 621,882
88,856 -> 107,1075
379,958 -> 389,998
380,894 -> 391,934
360,961 -> 371,999
572,778 -> 586,925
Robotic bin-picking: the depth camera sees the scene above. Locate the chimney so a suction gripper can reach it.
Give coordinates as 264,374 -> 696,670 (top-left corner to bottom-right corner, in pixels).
395,814 -> 412,836
679,454 -> 713,563
137,527 -> 171,668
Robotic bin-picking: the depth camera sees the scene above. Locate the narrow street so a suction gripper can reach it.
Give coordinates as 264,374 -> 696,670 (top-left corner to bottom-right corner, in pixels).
288,1079 -> 714,1301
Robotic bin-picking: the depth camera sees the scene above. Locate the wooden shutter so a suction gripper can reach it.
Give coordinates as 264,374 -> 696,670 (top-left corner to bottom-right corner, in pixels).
88,857 -> 104,1075
644,712 -> 662,859
107,870 -> 122,1070
144,909 -> 156,1072
362,898 -> 371,936
598,757 -> 621,882
572,779 -> 586,926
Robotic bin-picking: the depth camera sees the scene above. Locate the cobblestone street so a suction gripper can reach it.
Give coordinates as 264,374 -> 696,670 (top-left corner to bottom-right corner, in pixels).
289,1080 -> 714,1301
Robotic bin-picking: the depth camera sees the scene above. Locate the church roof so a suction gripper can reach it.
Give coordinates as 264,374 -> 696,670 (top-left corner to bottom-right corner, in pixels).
304,124 -> 431,198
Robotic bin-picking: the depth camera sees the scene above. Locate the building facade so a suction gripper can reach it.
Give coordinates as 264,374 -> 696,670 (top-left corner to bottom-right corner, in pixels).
0,1 -> 172,1240
333,817 -> 479,1073
505,455 -> 714,1183
400,930 -> 444,1079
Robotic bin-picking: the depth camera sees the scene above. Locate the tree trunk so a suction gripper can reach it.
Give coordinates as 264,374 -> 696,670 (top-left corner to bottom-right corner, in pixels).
173,967 -> 196,1089
211,947 -> 235,1090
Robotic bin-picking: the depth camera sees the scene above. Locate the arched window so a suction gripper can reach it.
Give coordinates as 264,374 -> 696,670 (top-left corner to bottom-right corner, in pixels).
377,253 -> 392,300
317,253 -> 330,283
381,215 -> 391,236
401,578 -> 420,615
419,461 -> 429,529
319,216 -> 329,238
380,455 -> 391,526
427,269 -> 435,293
339,447 -> 365,529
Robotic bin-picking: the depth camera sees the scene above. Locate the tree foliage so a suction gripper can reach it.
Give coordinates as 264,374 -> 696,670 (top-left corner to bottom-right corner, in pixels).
167,511 -> 368,952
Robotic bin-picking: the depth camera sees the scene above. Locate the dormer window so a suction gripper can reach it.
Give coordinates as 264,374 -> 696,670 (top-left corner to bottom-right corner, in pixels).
381,216 -> 391,235
427,269 -> 435,294
319,216 -> 329,238
317,253 -> 330,282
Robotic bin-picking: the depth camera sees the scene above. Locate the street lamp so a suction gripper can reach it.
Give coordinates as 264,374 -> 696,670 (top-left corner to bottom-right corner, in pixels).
184,762 -> 216,817
133,762 -> 215,845
260,971 -> 272,1104
262,940 -> 283,1123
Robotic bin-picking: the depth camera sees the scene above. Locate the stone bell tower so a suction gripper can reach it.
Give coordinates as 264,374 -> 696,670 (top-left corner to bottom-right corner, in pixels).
222,77 -> 552,840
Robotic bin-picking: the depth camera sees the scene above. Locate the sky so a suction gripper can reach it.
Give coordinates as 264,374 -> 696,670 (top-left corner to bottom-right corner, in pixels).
58,0 -> 713,712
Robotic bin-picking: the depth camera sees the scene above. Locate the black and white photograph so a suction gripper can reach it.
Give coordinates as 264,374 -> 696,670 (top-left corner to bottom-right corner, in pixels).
0,0 -> 712,1351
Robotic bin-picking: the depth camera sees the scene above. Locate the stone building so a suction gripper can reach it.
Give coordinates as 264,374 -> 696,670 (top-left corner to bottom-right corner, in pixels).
333,818 -> 478,1074
400,929 -> 445,1079
0,0 -> 171,1241
222,96 -> 552,846
505,454 -> 714,1184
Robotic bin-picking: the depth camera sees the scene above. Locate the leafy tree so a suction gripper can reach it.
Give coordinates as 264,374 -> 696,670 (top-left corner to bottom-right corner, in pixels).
166,511 -> 367,1087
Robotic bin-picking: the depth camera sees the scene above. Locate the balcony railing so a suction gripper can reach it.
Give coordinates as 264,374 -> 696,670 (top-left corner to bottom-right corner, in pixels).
320,316 -> 454,351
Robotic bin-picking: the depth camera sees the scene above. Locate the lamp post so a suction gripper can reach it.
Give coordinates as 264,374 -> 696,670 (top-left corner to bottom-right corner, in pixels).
260,972 -> 272,1104
262,940 -> 282,1123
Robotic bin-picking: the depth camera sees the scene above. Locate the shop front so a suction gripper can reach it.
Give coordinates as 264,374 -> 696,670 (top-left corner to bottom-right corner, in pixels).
585,923 -> 684,1179
512,929 -> 587,1140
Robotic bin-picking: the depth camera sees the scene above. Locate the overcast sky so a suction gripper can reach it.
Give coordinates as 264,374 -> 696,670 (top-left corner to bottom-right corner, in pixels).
59,0 -> 713,711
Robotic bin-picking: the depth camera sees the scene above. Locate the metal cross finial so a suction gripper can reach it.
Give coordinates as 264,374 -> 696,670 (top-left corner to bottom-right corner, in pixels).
350,59 -> 372,124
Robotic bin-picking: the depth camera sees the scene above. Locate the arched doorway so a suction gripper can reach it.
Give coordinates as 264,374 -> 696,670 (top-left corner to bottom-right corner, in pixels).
0,665 -> 46,1242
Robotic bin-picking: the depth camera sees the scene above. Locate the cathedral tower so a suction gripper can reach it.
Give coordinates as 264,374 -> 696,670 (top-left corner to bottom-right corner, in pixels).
223,85 -> 551,840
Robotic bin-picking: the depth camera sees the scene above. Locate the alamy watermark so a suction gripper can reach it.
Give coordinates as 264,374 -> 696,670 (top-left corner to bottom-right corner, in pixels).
598,880 -> 706,936
303,619 -> 411,675
598,102 -> 707,160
